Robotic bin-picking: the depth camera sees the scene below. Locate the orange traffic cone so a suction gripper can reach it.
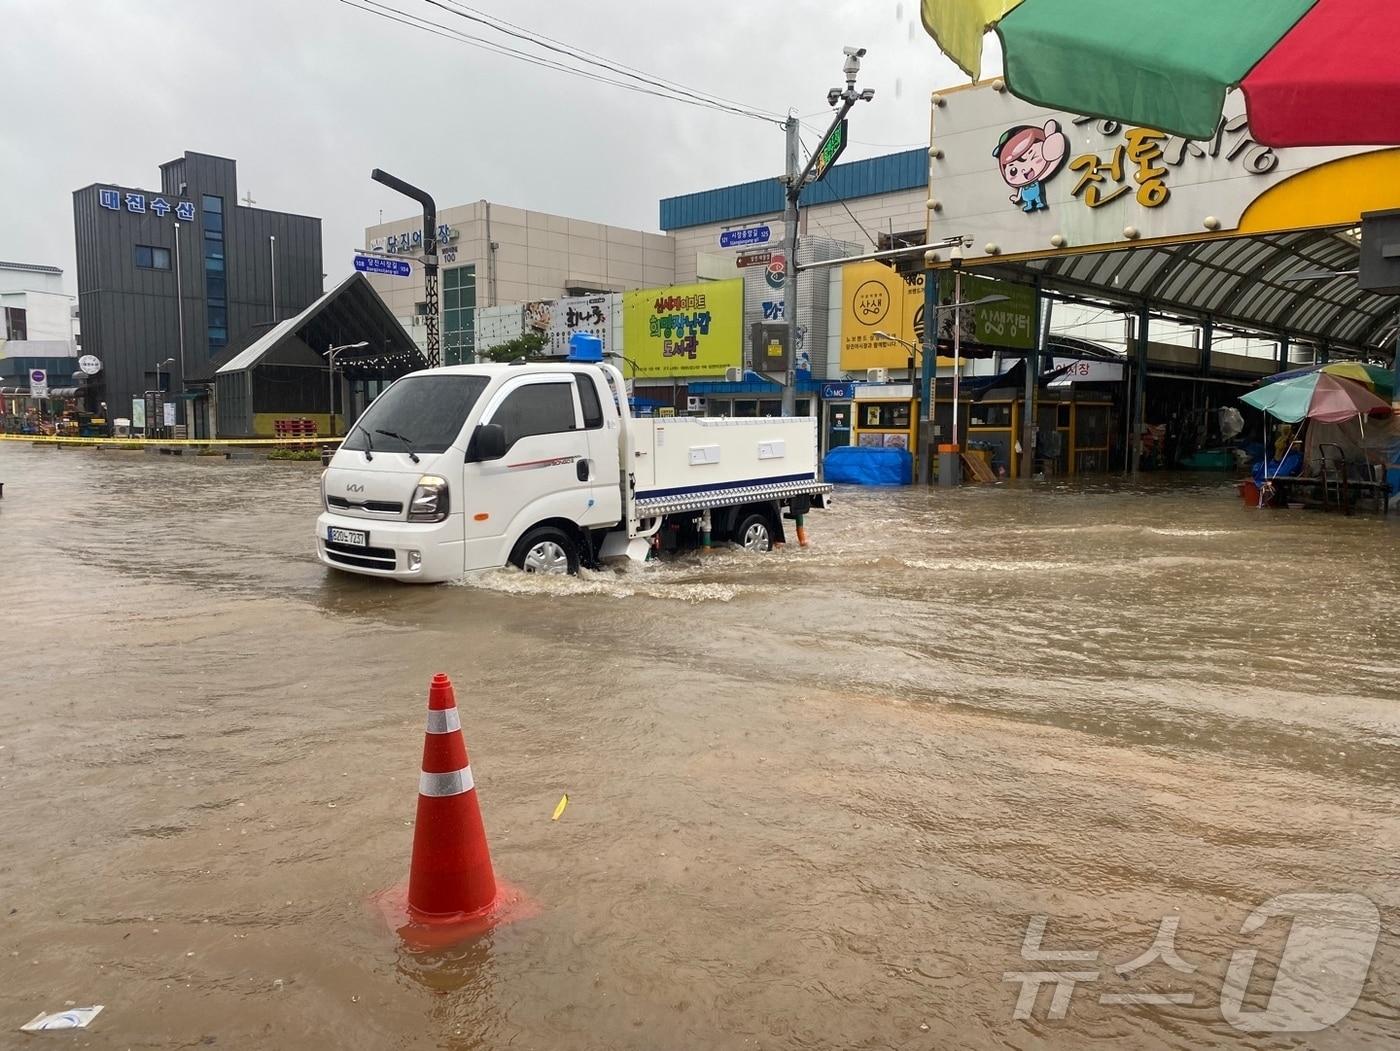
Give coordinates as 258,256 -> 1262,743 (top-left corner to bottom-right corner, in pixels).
374,674 -> 536,947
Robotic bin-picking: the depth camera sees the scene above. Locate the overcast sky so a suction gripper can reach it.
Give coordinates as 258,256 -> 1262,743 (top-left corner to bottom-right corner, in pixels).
2,0 -> 990,295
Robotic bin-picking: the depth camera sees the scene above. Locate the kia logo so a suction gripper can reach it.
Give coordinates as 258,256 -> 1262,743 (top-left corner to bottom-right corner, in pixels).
346,483 -> 365,493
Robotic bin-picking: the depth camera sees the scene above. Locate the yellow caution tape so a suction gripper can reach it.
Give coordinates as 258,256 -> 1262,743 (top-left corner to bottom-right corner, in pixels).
0,434 -> 339,447
551,794 -> 569,821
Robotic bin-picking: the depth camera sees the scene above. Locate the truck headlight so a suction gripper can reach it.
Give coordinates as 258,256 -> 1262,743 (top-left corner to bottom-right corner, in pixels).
408,475 -> 450,522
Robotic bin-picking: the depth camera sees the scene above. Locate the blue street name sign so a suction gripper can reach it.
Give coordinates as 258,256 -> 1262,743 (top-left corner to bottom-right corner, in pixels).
355,254 -> 412,277
719,225 -> 772,250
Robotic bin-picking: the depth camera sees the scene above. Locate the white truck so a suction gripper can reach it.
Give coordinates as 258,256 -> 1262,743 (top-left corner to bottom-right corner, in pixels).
315,358 -> 831,582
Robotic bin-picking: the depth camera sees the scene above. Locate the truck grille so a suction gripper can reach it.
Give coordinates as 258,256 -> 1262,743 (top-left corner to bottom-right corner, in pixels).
323,539 -> 398,571
327,496 -> 404,515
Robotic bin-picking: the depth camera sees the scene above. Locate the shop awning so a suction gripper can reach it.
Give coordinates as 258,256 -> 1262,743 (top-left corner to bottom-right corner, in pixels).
972,227 -> 1399,357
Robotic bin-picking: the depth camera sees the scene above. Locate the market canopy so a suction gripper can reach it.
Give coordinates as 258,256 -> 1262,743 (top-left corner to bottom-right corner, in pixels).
205,271 -> 422,380
919,0 -> 1400,146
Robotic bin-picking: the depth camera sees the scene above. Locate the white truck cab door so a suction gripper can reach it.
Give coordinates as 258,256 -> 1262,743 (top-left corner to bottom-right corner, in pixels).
573,372 -> 623,527
462,374 -> 591,565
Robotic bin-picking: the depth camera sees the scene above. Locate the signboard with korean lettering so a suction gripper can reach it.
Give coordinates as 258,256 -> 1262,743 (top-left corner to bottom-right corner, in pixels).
355,255 -> 412,277
933,274 -> 1036,352
719,224 -> 772,249
98,188 -> 194,221
622,279 -> 743,379
524,294 -> 617,358
928,83 -> 1393,265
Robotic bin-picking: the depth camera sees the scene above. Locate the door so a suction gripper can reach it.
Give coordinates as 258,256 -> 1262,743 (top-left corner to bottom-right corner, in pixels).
463,374 -> 591,558
574,372 -> 622,526
825,401 -> 852,452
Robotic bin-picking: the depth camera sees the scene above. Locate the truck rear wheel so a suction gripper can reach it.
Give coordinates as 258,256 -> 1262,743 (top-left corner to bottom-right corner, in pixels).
510,526 -> 580,575
733,512 -> 773,552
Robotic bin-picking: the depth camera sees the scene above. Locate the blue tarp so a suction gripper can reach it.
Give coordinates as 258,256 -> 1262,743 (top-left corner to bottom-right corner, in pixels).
824,445 -> 912,486
1253,450 -> 1303,485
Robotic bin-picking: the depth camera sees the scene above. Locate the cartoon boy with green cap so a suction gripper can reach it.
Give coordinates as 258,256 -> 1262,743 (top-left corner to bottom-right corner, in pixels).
994,120 -> 1068,213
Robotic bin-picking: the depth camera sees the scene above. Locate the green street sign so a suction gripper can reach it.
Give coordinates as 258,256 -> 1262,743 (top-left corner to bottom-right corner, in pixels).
813,119 -> 848,182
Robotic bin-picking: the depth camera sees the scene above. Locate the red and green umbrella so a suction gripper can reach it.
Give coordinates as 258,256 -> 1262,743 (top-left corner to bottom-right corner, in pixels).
1263,362 -> 1395,400
1240,371 -> 1390,424
920,0 -> 1400,146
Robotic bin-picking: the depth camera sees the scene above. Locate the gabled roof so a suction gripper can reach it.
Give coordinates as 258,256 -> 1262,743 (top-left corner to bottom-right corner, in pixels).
212,272 -> 421,376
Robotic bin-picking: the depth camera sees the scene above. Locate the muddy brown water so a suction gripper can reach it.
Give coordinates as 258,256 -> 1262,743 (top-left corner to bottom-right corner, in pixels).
1,444 -> 1398,1049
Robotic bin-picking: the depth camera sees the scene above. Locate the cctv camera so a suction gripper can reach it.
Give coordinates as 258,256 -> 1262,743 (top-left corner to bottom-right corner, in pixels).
950,244 -> 965,261
827,88 -> 841,107
859,88 -> 876,102
843,46 -> 867,58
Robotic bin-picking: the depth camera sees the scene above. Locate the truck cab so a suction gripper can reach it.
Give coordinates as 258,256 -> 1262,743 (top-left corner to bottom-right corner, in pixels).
316,357 -> 829,583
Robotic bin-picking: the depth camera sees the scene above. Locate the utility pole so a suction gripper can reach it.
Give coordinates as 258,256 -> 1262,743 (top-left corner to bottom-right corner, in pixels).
372,169 -> 439,367
780,46 -> 875,416
782,116 -> 801,416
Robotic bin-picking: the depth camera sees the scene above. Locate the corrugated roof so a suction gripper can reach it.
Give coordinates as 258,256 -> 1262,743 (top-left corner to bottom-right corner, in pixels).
0,261 -> 63,275
659,148 -> 926,230
980,228 -> 1399,355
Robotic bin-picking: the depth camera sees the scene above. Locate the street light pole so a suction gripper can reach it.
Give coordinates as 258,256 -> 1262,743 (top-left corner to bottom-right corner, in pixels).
327,341 -> 369,437
877,289 -> 1006,484
371,169 -> 438,367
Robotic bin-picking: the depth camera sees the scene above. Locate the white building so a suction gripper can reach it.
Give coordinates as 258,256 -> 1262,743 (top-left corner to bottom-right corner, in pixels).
0,261 -> 79,392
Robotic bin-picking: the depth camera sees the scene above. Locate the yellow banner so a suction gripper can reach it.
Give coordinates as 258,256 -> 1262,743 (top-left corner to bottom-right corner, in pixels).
842,261 -> 946,371
623,279 -> 743,379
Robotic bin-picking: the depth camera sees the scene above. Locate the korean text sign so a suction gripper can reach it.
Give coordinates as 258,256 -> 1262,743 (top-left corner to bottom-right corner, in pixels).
622,279 -> 743,378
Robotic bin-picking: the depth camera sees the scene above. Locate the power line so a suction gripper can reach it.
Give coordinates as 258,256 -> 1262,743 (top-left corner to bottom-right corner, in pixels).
333,0 -> 783,124
413,0 -> 784,124
429,0 -> 787,122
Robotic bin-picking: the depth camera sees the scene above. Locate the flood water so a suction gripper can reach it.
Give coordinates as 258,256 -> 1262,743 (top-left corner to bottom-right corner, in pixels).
2,443 -> 1398,1049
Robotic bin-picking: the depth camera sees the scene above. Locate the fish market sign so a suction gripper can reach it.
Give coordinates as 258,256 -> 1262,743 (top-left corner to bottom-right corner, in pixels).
98,188 -> 194,221
930,83 -> 1391,264
369,225 -> 461,256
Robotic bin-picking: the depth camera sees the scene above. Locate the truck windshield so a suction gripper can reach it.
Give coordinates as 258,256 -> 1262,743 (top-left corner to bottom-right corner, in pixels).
342,375 -> 489,455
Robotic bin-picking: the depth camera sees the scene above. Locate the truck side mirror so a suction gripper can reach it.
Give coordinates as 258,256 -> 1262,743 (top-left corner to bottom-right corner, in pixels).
467,423 -> 507,462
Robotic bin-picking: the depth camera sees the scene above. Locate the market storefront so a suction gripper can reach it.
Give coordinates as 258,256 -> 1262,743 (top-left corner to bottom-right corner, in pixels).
918,82 -> 1400,478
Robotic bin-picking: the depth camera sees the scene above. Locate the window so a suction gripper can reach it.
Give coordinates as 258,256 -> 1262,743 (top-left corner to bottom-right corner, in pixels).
491,382 -> 577,448
4,307 -> 27,341
342,375 -> 490,455
202,198 -> 227,349
442,265 -> 476,366
861,403 -> 911,429
134,245 -> 171,270
576,375 -> 603,428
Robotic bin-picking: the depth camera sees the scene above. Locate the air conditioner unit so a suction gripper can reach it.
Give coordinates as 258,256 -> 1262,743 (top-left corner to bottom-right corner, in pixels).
686,396 -> 706,412
411,315 -> 423,327
724,367 -> 744,382
866,368 -> 889,383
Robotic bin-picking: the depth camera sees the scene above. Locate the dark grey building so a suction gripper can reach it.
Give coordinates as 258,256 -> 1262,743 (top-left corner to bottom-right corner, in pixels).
73,151 -> 322,435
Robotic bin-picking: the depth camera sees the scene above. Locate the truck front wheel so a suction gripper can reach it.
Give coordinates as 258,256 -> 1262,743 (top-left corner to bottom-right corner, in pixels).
510,526 -> 580,575
733,512 -> 774,552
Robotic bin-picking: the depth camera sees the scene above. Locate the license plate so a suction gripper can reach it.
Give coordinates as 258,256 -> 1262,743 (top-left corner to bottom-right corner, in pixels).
328,526 -> 368,547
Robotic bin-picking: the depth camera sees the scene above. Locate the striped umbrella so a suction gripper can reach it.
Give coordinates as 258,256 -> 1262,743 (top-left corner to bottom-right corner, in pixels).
920,0 -> 1400,146
1263,362 -> 1395,400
